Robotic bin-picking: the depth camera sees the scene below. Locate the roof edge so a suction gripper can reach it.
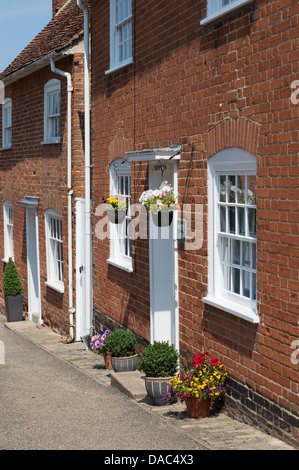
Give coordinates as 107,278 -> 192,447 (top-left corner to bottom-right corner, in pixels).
2,48 -> 74,86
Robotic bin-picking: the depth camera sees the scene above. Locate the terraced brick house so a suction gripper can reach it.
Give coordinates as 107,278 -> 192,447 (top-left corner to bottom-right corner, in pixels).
0,0 -> 91,341
89,0 -> 299,446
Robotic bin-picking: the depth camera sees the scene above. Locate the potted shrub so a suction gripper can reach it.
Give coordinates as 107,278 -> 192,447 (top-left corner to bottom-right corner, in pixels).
3,257 -> 23,322
90,329 -> 113,370
102,196 -> 127,224
163,352 -> 228,418
137,341 -> 179,405
139,181 -> 180,227
105,328 -> 138,372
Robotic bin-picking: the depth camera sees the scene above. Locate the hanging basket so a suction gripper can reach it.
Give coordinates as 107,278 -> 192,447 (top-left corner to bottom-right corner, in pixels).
151,210 -> 173,227
107,209 -> 126,224
185,396 -> 211,418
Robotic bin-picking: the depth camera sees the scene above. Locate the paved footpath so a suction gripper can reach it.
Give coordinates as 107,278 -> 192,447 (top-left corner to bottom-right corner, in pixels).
2,317 -> 296,451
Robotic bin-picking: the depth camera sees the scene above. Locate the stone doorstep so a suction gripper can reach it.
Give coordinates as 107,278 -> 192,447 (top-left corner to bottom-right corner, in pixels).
110,370 -> 147,400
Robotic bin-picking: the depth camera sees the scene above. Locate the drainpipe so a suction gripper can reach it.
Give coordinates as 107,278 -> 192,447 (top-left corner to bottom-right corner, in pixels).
50,58 -> 75,343
77,0 -> 92,338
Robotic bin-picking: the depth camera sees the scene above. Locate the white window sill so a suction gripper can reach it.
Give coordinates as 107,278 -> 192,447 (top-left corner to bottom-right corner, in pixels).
105,58 -> 133,75
200,0 -> 254,25
107,258 -> 133,273
203,295 -> 259,324
1,145 -> 12,150
45,281 -> 64,293
41,139 -> 61,145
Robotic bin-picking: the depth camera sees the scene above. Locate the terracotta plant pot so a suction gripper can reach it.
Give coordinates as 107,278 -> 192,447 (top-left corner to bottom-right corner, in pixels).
185,396 -> 211,418
103,352 -> 113,370
145,376 -> 172,406
111,354 -> 138,372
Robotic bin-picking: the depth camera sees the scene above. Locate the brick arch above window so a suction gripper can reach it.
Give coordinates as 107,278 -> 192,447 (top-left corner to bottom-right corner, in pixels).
205,118 -> 260,160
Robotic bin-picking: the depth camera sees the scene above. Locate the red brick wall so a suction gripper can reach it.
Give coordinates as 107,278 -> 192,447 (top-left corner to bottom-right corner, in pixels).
0,54 -> 85,336
90,0 -> 299,445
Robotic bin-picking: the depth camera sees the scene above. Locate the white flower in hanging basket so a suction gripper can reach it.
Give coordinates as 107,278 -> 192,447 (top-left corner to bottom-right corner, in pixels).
139,181 -> 179,214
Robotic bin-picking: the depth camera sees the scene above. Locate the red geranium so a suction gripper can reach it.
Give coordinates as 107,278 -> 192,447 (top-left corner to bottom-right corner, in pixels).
209,357 -> 220,366
193,354 -> 205,366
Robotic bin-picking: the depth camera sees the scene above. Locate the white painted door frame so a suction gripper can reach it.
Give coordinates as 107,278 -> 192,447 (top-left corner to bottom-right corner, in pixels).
149,160 -> 179,350
75,198 -> 90,341
26,206 -> 42,324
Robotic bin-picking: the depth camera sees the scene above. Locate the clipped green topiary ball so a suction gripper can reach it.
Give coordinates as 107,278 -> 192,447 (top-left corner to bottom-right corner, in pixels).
137,341 -> 179,377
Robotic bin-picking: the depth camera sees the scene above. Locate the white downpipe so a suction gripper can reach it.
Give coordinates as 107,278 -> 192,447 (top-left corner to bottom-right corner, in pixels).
77,0 -> 92,338
50,58 -> 75,342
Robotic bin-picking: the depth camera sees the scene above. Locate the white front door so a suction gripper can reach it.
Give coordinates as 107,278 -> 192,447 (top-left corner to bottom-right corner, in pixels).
149,162 -> 179,349
26,207 -> 42,324
75,198 -> 88,341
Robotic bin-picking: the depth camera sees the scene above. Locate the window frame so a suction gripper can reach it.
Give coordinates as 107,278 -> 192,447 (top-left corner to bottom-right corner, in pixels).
45,209 -> 64,293
2,98 -> 12,149
3,200 -> 14,262
106,0 -> 133,75
43,79 -> 61,144
200,0 -> 255,26
107,158 -> 133,272
204,148 -> 259,324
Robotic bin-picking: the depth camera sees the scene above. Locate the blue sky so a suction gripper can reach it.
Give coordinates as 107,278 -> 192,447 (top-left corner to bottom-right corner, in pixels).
0,0 -> 53,72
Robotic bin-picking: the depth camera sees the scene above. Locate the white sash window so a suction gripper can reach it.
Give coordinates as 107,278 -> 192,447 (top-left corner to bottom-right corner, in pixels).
204,148 -> 258,323
43,80 -> 61,143
2,98 -> 12,149
108,159 -> 133,272
45,209 -> 64,292
3,201 -> 14,261
201,0 -> 255,25
106,0 -> 133,74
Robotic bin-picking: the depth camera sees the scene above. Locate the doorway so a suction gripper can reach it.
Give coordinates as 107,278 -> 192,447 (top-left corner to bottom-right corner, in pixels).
149,161 -> 179,349
26,207 -> 42,324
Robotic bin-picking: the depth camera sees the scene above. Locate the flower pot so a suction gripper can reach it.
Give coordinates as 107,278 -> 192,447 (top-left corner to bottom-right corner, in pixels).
152,210 -> 173,227
145,376 -> 172,406
111,354 -> 138,372
4,295 -> 23,322
107,209 -> 126,224
185,396 -> 211,419
103,352 -> 113,370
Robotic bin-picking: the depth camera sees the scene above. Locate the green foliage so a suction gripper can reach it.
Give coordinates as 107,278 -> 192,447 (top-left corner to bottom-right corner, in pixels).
137,341 -> 179,377
105,328 -> 137,357
3,258 -> 23,296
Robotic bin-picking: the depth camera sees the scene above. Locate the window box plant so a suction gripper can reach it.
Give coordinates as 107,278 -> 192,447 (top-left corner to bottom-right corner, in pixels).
137,341 -> 179,405
139,181 -> 180,227
103,196 -> 127,224
90,329 -> 113,370
2,257 -> 23,322
105,328 -> 138,372
163,352 -> 228,418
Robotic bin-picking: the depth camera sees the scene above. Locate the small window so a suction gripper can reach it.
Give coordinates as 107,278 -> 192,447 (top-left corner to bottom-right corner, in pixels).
45,209 -> 64,292
106,0 -> 133,74
3,201 -> 14,261
204,148 -> 258,323
107,158 -> 132,272
201,0 -> 254,25
43,80 -> 61,143
2,98 -> 12,148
